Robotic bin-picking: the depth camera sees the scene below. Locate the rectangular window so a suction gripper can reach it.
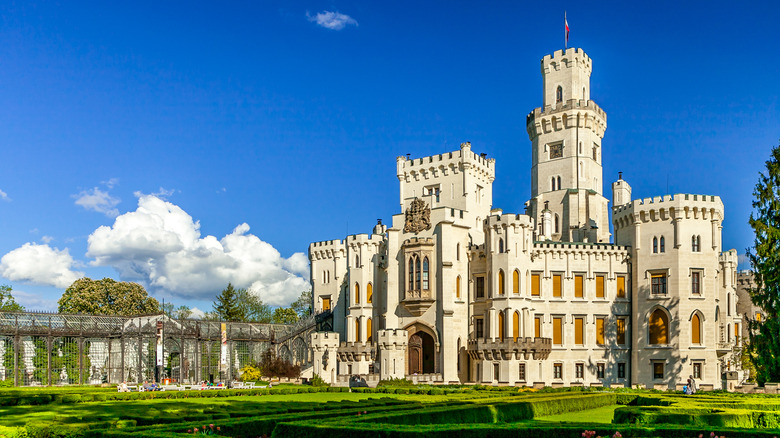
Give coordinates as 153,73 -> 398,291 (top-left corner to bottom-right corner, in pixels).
618,363 -> 626,379
596,317 -> 605,345
616,318 -> 626,345
691,271 -> 701,295
574,317 -> 584,345
653,362 -> 664,379
531,273 -> 541,296
574,274 -> 584,298
597,363 -> 605,379
553,274 -> 562,297
475,318 -> 484,339
693,363 -> 702,380
493,363 -> 499,381
322,297 -> 331,311
476,276 -> 485,298
651,274 -> 667,295
596,275 -> 605,298
553,363 -> 563,379
575,363 -> 584,379
553,317 -> 563,345
757,312 -> 762,322
617,276 -> 626,298
735,323 -> 740,342
534,316 -> 541,338
519,363 -> 526,381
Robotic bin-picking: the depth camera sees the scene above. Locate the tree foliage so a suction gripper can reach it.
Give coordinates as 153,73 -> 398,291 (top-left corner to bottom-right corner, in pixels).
58,278 -> 159,316
212,283 -> 245,321
257,349 -> 300,378
237,288 -> 272,323
0,285 -> 24,312
271,307 -> 299,324
291,290 -> 312,318
747,140 -> 780,385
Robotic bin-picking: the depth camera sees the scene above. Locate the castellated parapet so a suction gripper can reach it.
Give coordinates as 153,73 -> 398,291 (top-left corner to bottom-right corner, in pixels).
526,99 -> 607,141
613,194 -> 724,229
396,142 -> 495,185
542,47 -> 592,76
377,329 -> 407,380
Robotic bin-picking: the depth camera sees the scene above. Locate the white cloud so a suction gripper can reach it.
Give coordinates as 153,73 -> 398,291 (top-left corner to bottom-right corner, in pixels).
0,243 -> 84,288
41,236 -> 54,244
12,290 -> 58,311
0,189 -> 9,202
87,194 -> 310,306
307,10 -> 358,30
190,307 -> 206,319
738,253 -> 751,270
102,178 -> 120,189
73,187 -> 120,217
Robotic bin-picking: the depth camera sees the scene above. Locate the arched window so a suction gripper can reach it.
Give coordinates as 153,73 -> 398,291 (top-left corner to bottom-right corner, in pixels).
498,270 -> 505,295
355,318 -> 361,343
354,283 -> 360,304
582,87 -> 586,100
697,235 -> 701,251
366,318 -> 373,343
551,177 -> 556,191
691,313 -> 701,344
557,176 -> 561,190
556,86 -> 563,103
498,311 -> 505,341
408,257 -> 415,291
422,257 -> 429,290
513,270 -> 520,294
727,324 -> 732,342
649,309 -> 669,345
456,275 -> 461,299
653,237 -> 658,254
415,256 -> 421,291
356,254 -> 360,267
660,236 -> 665,253
554,214 -> 560,234
456,243 -> 460,261
367,282 -> 373,303
498,238 -> 504,253
513,311 -> 520,341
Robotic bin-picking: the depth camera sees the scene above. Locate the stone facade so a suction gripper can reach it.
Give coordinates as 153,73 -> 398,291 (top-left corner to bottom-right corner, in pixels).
307,47 -> 743,389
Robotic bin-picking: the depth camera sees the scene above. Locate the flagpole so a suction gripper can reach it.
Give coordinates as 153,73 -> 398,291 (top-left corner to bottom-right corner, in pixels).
564,11 -> 567,49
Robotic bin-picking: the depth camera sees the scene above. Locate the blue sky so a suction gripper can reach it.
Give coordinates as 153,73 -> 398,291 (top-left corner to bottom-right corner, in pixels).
0,1 -> 777,313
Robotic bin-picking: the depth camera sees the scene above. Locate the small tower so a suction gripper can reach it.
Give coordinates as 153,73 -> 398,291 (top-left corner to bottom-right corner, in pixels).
612,172 -> 632,207
526,48 -> 610,243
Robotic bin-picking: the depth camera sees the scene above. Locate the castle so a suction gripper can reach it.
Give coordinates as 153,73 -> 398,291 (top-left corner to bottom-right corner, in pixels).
307,47 -> 743,389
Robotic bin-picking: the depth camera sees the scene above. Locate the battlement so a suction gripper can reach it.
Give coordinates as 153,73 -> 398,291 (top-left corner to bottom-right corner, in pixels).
527,99 -> 606,121
719,249 -> 739,264
542,48 -> 592,74
347,233 -> 384,247
485,212 -> 534,229
612,193 -> 724,219
396,142 -> 495,183
403,236 -> 434,247
376,329 -> 408,348
531,242 -> 629,256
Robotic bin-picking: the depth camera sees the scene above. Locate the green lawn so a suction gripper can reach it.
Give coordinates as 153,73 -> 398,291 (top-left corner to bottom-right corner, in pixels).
535,404 -> 620,424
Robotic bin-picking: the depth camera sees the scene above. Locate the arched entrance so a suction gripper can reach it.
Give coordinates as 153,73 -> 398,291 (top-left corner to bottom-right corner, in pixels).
408,331 -> 434,374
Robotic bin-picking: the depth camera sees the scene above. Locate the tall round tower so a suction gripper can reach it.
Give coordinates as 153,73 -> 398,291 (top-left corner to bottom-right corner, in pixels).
526,48 -> 610,243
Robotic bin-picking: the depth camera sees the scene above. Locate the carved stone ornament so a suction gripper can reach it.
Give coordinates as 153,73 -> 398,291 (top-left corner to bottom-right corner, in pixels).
404,198 -> 431,233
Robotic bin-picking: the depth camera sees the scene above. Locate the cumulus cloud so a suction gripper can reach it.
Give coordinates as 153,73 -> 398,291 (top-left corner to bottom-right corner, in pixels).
307,10 -> 358,30
86,194 -> 310,306
73,187 -> 120,217
190,307 -> 206,319
0,243 -> 84,288
0,189 -> 9,202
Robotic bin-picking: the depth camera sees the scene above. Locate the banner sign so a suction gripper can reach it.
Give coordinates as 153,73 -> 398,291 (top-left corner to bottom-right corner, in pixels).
156,321 -> 164,367
220,323 -> 228,368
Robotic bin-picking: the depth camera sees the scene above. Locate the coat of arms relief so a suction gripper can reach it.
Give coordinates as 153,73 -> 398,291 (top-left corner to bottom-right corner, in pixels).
404,198 -> 431,233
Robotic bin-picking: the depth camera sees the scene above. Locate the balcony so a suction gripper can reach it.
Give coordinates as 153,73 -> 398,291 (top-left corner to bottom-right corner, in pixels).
466,337 -> 552,361
337,342 -> 376,362
401,289 -> 434,316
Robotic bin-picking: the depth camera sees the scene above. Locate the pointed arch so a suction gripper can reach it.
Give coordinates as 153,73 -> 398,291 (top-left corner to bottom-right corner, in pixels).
551,177 -> 556,191
415,256 -> 421,290
660,236 -> 665,252
367,317 -> 373,343
649,307 -> 669,345
557,176 -> 562,190
355,318 -> 362,343
554,214 -> 560,234
456,275 -> 461,299
690,311 -> 703,345
422,257 -> 429,290
513,270 -> 520,294
354,282 -> 360,304
456,243 -> 460,261
367,282 -> 373,303
653,237 -> 658,253
556,86 -> 563,103
498,269 -> 505,295
408,256 -> 415,291
498,238 -> 504,254
513,311 -> 520,341
498,311 -> 505,341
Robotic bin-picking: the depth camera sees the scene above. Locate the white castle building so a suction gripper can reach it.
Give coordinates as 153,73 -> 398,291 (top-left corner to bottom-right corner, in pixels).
307,47 -> 743,389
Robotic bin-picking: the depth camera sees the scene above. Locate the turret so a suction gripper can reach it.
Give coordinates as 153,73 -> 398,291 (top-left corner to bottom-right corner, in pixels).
612,172 -> 632,207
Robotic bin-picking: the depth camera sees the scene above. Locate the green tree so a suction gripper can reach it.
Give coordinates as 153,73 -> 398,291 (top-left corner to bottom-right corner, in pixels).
173,305 -> 192,320
271,307 -> 299,324
212,283 -> 245,321
237,289 -> 272,323
747,140 -> 780,385
0,285 -> 24,312
58,278 -> 160,316
291,290 -> 312,318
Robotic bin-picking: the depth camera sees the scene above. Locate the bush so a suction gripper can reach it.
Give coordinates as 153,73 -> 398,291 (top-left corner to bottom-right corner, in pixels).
240,364 -> 262,382
311,373 -> 329,387
377,377 -> 413,387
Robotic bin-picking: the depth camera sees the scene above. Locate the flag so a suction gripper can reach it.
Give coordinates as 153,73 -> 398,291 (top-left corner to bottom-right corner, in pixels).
565,12 -> 569,47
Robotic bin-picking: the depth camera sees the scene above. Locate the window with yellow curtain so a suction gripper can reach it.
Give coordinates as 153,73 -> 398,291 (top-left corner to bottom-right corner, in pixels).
734,323 -> 739,341
513,270 -> 520,294
498,270 -> 505,296
513,312 -> 520,341
367,283 -> 373,303
596,317 -> 605,345
574,317 -> 584,345
534,316 -> 541,338
456,276 -> 461,299
553,317 -> 562,345
354,283 -> 360,304
322,297 -> 331,311
616,318 -> 626,344
498,311 -> 505,341
366,318 -> 373,343
531,273 -> 541,296
649,309 -> 669,344
355,318 -> 361,343
553,274 -> 562,297
596,275 -> 605,298
575,274 -> 584,298
617,276 -> 626,298
691,313 -> 701,344
757,312 -> 762,322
